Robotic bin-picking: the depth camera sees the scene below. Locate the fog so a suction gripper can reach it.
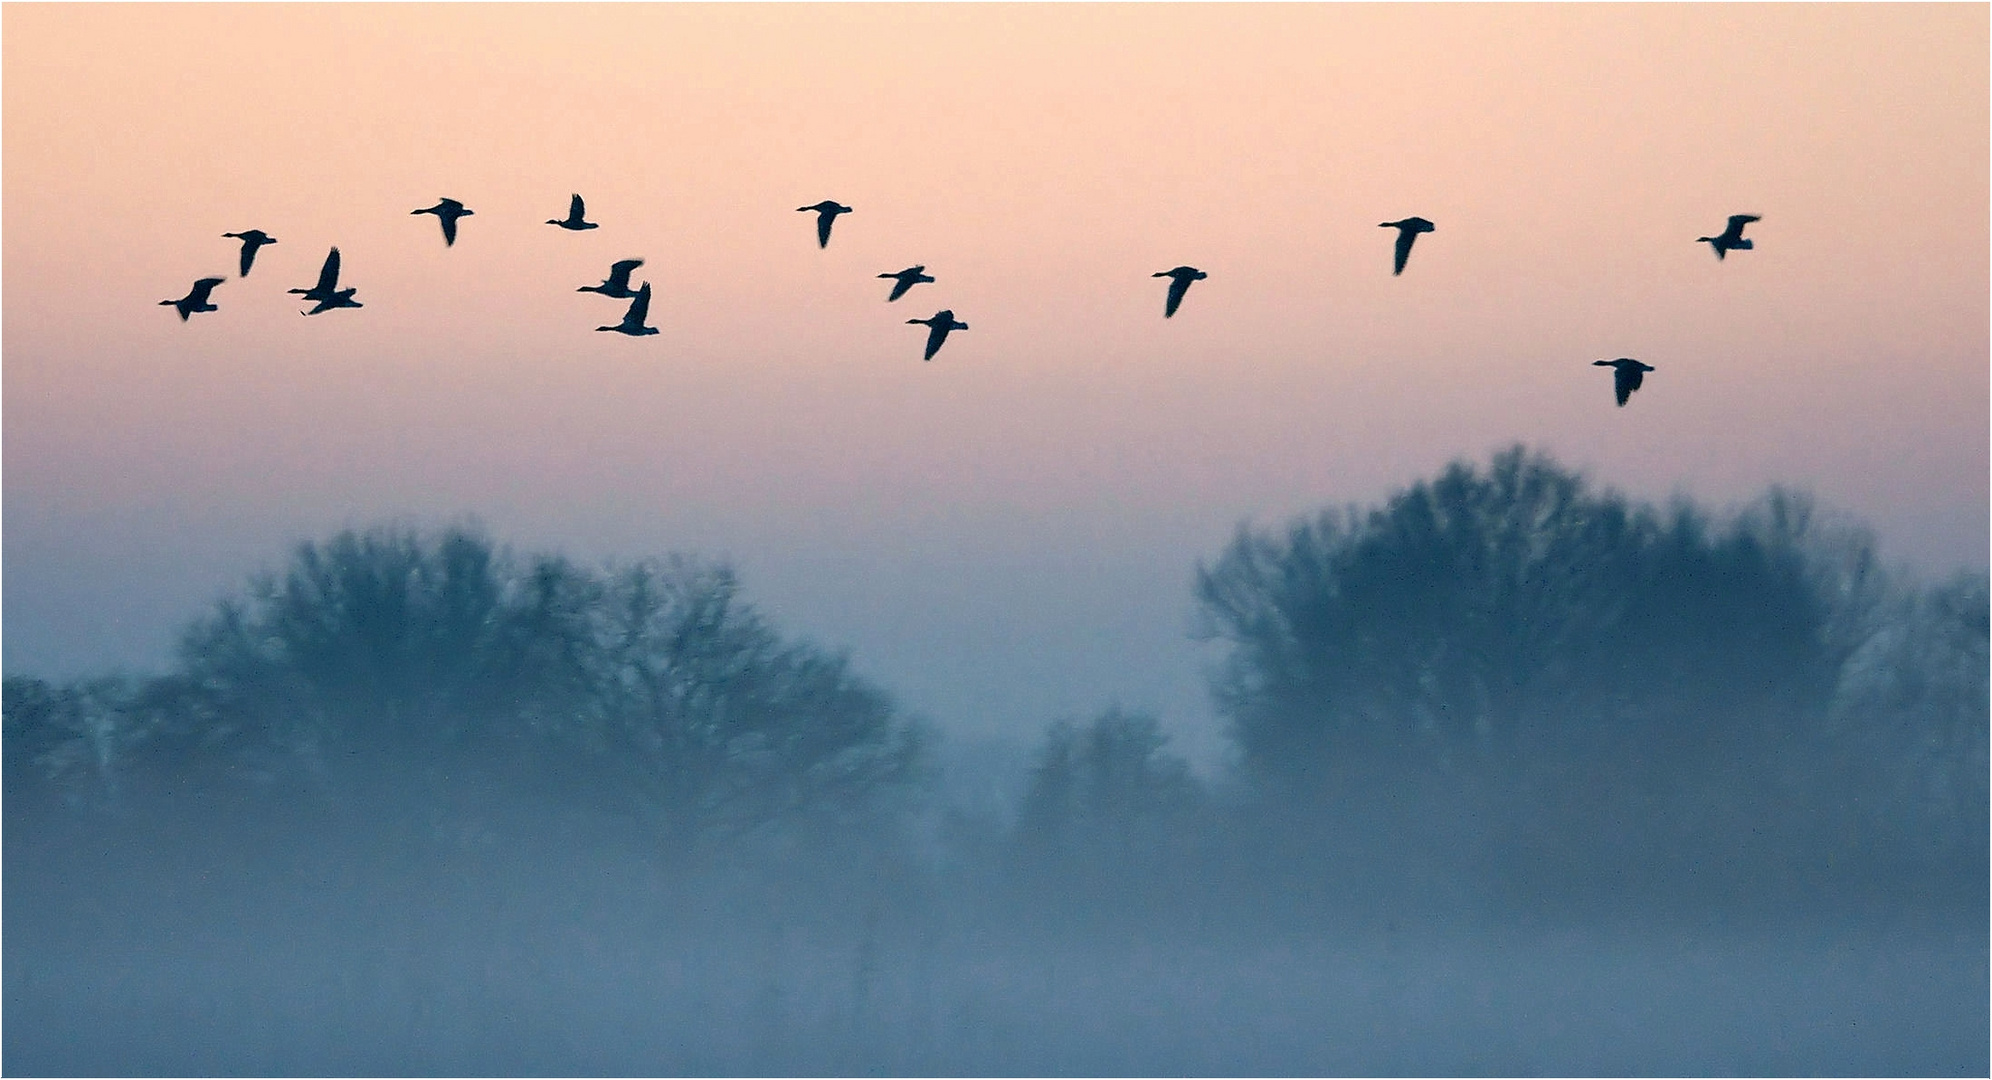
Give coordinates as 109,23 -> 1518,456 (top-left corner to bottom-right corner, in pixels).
6,450 -> 1986,1075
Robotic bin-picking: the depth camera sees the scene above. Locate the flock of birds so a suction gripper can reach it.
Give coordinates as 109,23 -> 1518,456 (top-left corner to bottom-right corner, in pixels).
159,197 -> 1764,407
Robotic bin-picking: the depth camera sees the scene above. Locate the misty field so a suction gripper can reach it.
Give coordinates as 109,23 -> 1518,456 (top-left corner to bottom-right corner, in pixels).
7,451 -> 1985,1075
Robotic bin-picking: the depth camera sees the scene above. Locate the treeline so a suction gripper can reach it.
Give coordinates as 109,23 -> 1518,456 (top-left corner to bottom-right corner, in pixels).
7,447 -> 1986,922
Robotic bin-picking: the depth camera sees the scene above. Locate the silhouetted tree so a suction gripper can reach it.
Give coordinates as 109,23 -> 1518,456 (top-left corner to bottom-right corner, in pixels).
1195,448 -> 1859,785
582,557 -> 923,854
164,525 -> 921,854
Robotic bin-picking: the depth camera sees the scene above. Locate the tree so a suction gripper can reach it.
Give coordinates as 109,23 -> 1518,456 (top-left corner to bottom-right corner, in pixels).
582,557 -> 922,854
1828,570 -> 1990,863
167,525 -> 922,855
1194,447 -> 1857,784
3,676 -> 141,811
1013,707 -> 1203,875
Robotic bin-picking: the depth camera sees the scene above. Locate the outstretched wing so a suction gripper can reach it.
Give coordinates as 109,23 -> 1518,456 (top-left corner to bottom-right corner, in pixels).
440,214 -> 458,246
569,193 -> 586,221
190,277 -> 225,303
924,323 -> 947,360
1726,214 -> 1760,238
1393,228 -> 1417,275
816,211 -> 834,248
317,248 -> 342,292
1614,366 -> 1642,406
625,282 -> 652,327
888,276 -> 914,301
1164,275 -> 1191,317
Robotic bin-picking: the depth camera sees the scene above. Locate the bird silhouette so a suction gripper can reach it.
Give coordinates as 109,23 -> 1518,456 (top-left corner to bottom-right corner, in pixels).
878,265 -> 935,302
597,281 -> 659,336
1379,217 -> 1436,275
221,230 -> 276,277
288,247 -> 348,305
548,193 -> 599,231
1593,358 -> 1655,407
1152,266 -> 1207,318
579,259 -> 646,299
412,197 -> 474,246
301,288 -> 363,316
1697,214 -> 1760,260
160,277 -> 225,321
907,310 -> 967,361
798,201 -> 852,248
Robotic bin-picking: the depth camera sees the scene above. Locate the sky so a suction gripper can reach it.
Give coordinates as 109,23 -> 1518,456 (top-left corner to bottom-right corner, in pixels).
5,3 -> 1986,761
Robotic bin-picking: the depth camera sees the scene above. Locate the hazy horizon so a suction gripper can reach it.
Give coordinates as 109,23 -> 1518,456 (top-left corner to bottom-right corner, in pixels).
6,3 -> 1986,757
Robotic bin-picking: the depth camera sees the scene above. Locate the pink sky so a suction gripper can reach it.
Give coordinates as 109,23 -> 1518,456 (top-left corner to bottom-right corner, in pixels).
6,4 -> 1985,752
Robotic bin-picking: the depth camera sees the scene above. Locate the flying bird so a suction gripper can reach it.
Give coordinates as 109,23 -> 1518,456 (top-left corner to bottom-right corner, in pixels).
1152,266 -> 1207,318
596,281 -> 658,337
160,277 -> 225,321
878,265 -> 935,302
907,309 -> 967,361
1379,217 -> 1436,275
1696,214 -> 1760,260
301,288 -> 363,316
548,193 -> 599,231
579,258 -> 646,299
411,197 -> 474,246
797,201 -> 852,248
288,247 -> 348,304
1593,358 -> 1655,407
221,230 -> 276,277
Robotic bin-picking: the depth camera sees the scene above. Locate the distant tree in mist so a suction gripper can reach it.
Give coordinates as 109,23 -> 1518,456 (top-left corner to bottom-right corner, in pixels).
1194,447 -> 1870,779
1829,570 -> 1990,858
1192,446 -> 1986,900
3,677 -> 144,810
1016,707 -> 1202,849
57,525 -> 924,851
175,528 -> 583,769
583,557 -> 922,853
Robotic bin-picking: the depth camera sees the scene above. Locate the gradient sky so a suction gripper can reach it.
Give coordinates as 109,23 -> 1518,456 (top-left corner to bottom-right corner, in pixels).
6,4 -> 1986,760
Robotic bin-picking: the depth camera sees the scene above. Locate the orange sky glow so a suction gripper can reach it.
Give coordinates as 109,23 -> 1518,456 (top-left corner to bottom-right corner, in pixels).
6,3 -> 1986,750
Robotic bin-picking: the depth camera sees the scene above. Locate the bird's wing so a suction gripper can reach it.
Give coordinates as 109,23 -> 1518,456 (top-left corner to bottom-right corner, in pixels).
924,324 -> 947,360
1165,276 -> 1191,317
1613,367 -> 1638,405
238,242 -> 255,277
1393,229 -> 1416,275
441,216 -> 458,246
192,278 -> 224,302
888,278 -> 913,301
626,283 -> 652,326
816,213 -> 834,247
569,193 -> 586,220
1719,215 -> 1758,243
317,248 -> 342,291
